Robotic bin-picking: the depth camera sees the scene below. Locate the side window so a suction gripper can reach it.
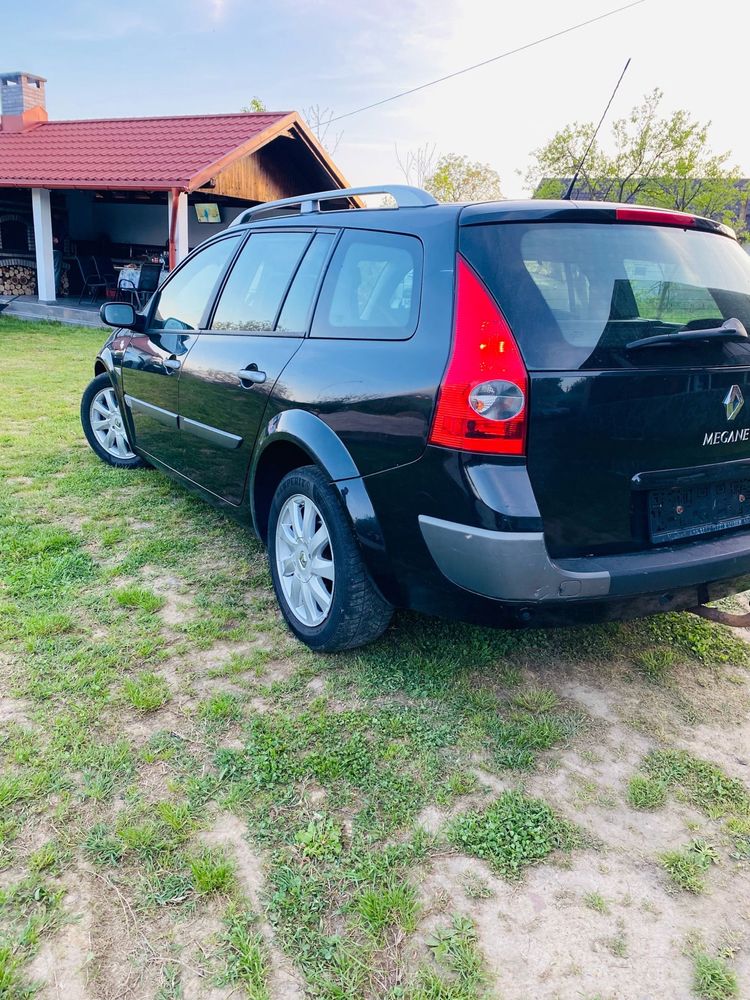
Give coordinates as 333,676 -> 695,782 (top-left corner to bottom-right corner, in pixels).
311,230 -> 423,340
149,236 -> 241,331
211,231 -> 311,333
276,233 -> 335,334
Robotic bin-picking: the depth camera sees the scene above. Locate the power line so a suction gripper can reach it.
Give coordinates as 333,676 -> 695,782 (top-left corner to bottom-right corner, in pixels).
329,0 -> 646,124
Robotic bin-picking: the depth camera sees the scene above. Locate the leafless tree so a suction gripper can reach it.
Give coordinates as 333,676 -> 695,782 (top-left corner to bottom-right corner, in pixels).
395,142 -> 437,188
302,105 -> 343,155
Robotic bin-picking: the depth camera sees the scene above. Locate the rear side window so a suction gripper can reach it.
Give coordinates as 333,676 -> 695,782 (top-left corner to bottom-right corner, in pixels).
311,230 -> 422,340
276,233 -> 334,333
460,222 -> 750,369
150,235 -> 241,331
212,231 -> 311,333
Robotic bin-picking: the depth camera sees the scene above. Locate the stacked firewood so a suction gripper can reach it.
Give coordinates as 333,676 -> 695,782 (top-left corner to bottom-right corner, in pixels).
0,263 -> 36,296
0,263 -> 69,297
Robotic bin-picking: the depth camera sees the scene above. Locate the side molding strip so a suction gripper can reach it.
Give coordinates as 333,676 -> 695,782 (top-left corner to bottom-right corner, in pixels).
180,416 -> 243,450
123,394 -> 178,429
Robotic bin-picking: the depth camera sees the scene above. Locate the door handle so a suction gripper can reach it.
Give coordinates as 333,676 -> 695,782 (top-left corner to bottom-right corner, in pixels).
162,356 -> 181,371
236,367 -> 267,386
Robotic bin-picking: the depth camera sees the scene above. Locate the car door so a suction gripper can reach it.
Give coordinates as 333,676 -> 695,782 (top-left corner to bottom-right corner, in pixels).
120,234 -> 242,468
176,230 -> 336,504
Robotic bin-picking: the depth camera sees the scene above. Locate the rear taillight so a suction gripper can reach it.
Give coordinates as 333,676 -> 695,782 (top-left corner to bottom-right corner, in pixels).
429,255 -> 528,455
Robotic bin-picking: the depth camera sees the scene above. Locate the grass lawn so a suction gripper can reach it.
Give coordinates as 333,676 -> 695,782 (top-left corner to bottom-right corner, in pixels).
1,317 -> 750,1000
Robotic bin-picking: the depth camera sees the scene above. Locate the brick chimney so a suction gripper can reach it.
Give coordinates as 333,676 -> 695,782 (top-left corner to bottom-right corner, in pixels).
0,72 -> 47,132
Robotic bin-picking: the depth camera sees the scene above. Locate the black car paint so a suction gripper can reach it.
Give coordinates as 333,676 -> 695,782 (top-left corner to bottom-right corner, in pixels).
94,199 -> 750,627
176,332 -> 305,505
527,368 -> 750,558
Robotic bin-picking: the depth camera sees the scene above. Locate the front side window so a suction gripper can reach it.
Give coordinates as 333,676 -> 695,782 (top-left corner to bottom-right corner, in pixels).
311,230 -> 422,340
149,236 -> 241,331
211,231 -> 311,333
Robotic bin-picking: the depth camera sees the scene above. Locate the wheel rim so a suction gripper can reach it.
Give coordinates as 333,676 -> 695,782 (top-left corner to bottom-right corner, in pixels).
275,493 -> 335,627
90,386 -> 136,460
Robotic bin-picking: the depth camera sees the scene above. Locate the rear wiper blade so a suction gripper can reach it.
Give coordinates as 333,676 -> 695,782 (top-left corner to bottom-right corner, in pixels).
626,317 -> 748,351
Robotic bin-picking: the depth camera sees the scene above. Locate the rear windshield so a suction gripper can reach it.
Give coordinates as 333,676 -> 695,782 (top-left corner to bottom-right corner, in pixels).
460,222 -> 750,370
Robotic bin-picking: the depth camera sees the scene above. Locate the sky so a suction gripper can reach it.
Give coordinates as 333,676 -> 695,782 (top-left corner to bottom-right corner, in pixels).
3,0 -> 750,197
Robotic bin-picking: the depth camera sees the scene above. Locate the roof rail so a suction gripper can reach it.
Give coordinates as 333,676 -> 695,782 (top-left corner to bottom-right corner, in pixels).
229,185 -> 438,226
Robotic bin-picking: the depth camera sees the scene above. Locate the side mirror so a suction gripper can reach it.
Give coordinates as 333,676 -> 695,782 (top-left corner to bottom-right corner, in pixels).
100,301 -> 137,329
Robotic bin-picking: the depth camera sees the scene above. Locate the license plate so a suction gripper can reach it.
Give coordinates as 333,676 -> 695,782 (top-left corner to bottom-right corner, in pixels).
649,478 -> 750,543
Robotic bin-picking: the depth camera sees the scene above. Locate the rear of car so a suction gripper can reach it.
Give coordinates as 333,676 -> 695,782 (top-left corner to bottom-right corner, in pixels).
412,202 -> 750,623
85,185 -> 750,650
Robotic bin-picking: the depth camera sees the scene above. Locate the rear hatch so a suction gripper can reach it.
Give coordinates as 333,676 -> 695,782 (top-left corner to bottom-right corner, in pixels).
460,208 -> 750,557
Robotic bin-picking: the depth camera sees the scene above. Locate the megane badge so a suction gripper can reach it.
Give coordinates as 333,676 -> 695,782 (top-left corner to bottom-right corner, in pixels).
725,385 -> 744,422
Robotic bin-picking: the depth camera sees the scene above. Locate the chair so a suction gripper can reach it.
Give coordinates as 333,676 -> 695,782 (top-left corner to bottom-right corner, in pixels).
117,267 -> 140,307
133,263 -> 163,309
75,256 -> 107,304
92,255 -> 117,296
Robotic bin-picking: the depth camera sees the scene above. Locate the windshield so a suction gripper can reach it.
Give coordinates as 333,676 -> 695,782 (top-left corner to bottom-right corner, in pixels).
460,222 -> 750,370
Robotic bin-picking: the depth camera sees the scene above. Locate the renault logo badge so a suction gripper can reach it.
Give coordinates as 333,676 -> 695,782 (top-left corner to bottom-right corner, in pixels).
725,385 -> 744,422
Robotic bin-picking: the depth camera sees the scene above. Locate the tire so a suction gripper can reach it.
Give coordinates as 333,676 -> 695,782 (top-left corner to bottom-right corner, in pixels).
81,373 -> 145,469
268,465 -> 393,652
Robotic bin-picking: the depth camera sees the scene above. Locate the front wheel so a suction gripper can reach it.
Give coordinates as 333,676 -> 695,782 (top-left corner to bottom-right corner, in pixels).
81,373 -> 145,468
268,466 -> 393,652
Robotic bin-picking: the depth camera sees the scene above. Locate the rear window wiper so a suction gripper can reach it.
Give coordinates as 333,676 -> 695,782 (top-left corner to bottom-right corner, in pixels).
626,317 -> 749,351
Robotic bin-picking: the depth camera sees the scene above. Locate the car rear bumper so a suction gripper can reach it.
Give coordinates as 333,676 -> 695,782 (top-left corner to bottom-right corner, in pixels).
419,514 -> 750,604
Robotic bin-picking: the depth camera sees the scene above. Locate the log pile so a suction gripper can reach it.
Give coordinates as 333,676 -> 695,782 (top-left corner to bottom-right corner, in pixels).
0,263 -> 36,296
0,263 -> 69,297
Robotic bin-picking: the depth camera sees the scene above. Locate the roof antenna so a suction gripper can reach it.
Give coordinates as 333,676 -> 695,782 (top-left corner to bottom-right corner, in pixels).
563,57 -> 631,201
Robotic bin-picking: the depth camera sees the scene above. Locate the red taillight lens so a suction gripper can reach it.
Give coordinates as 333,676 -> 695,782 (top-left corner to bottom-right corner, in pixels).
429,255 -> 528,455
615,207 -> 696,227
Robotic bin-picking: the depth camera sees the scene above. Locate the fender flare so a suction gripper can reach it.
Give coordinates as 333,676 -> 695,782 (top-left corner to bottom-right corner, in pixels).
94,347 -> 127,408
255,408 -> 360,483
94,348 -> 135,442
250,409 -> 397,602
95,347 -> 116,376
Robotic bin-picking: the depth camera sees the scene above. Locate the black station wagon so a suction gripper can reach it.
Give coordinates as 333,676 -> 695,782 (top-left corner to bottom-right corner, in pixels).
82,185 -> 750,651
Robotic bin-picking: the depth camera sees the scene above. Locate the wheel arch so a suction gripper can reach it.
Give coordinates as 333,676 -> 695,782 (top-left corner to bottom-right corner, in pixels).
94,345 -> 116,378
249,409 -> 396,601
252,439 -> 318,543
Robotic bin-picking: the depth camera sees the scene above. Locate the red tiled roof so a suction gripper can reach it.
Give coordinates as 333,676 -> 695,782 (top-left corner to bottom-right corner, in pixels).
0,112 -> 294,190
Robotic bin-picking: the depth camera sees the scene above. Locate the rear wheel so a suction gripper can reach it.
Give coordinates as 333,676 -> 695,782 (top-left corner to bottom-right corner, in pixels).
268,466 -> 392,651
81,373 -> 144,468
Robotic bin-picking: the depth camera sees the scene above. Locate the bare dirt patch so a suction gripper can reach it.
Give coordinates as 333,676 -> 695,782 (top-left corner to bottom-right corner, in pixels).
173,910 -> 234,1000
26,868 -> 151,1000
407,650 -> 750,999
200,814 -> 305,1000
27,877 -> 96,1000
0,692 -> 33,727
414,847 -> 750,1000
141,568 -> 194,627
685,716 -> 750,772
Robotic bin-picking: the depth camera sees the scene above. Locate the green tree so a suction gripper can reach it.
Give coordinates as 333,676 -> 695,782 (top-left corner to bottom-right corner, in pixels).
527,89 -> 745,235
241,97 -> 267,113
425,154 -> 503,203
